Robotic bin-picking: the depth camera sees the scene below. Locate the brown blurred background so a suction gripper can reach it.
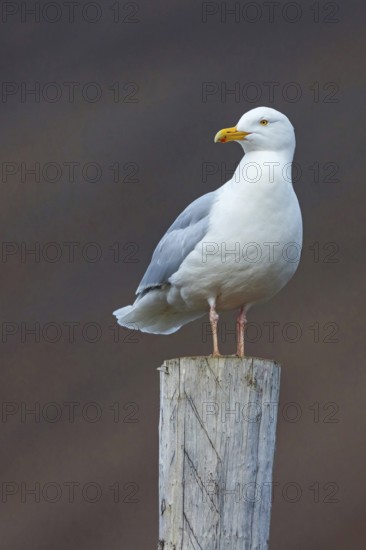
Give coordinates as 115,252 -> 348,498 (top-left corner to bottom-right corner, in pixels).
0,0 -> 365,548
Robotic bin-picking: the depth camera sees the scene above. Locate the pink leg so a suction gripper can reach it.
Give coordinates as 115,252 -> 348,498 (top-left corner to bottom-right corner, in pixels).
209,303 -> 220,357
236,306 -> 246,358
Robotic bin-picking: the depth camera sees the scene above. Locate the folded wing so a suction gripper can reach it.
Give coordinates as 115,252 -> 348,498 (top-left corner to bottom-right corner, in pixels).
136,191 -> 217,295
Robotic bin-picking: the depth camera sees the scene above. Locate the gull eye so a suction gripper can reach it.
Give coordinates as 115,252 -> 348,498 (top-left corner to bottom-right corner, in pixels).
260,119 -> 269,126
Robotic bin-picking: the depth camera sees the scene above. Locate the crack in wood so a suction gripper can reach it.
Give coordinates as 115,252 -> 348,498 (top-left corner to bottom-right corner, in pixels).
184,512 -> 204,550
204,357 -> 227,395
184,391 -> 222,463
184,449 -> 219,514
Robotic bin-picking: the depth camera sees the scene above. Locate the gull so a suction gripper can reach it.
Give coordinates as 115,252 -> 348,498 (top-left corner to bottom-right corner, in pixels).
114,107 -> 302,357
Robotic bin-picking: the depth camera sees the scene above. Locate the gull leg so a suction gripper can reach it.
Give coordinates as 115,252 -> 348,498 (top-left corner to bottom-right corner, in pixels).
236,306 -> 247,358
209,302 -> 220,357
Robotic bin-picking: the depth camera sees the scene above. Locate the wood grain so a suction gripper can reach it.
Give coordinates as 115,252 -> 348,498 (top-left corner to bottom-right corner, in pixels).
158,356 -> 281,550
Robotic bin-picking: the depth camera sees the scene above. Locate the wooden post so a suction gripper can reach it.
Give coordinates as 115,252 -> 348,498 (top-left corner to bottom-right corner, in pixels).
158,356 -> 281,550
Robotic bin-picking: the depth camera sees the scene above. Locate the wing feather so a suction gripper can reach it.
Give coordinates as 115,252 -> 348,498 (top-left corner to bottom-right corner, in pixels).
136,191 -> 217,295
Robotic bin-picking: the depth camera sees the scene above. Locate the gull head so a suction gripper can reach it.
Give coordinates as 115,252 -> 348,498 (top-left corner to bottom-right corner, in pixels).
214,107 -> 295,155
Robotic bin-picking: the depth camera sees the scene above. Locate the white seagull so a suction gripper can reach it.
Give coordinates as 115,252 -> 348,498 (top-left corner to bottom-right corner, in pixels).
114,107 -> 303,357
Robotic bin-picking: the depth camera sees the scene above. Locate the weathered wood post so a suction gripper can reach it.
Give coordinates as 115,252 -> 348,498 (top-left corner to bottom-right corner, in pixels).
158,356 -> 281,550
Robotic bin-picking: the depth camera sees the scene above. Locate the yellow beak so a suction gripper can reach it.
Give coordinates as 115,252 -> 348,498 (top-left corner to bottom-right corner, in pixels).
214,126 -> 251,143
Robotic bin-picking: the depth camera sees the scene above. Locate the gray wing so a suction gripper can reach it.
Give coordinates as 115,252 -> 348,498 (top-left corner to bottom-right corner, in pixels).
136,191 -> 217,295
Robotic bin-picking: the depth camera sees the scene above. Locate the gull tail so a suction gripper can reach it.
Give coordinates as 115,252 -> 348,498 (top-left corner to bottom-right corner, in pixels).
113,289 -> 205,335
